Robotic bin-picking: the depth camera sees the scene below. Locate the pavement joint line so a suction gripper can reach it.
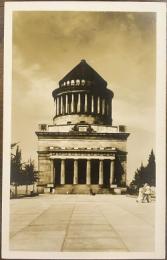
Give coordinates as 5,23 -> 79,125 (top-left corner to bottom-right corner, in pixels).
10,202 -> 55,239
60,203 -> 76,252
98,204 -> 130,252
113,200 -> 155,228
102,199 -> 155,230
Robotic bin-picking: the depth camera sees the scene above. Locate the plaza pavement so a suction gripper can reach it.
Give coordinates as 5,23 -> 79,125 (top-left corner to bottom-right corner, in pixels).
10,194 -> 155,252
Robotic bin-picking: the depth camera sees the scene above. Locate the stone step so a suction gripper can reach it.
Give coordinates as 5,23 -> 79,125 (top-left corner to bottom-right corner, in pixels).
51,185 -> 113,194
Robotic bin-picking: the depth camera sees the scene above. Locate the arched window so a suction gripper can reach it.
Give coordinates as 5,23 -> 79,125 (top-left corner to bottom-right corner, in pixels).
81,79 -> 85,86
63,82 -> 66,86
71,80 -> 75,86
67,81 -> 70,86
76,79 -> 80,86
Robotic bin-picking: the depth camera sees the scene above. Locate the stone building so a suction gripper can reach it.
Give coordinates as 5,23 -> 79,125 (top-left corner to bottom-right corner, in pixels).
36,60 -> 130,193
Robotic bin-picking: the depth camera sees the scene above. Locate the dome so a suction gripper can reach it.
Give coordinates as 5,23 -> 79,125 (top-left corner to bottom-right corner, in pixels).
58,59 -> 107,89
52,60 -> 114,126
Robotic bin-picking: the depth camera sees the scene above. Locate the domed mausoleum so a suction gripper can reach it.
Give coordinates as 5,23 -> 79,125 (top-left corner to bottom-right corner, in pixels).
36,60 -> 130,194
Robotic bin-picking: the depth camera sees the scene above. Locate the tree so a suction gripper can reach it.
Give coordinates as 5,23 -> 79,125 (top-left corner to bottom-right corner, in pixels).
130,150 -> 156,191
10,145 -> 24,196
11,144 -> 39,197
145,149 -> 156,186
23,159 -> 39,194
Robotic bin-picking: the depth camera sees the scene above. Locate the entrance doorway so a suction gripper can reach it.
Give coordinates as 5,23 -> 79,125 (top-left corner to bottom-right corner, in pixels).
54,159 -> 61,185
91,159 -> 99,184
78,159 -> 86,184
65,159 -> 74,184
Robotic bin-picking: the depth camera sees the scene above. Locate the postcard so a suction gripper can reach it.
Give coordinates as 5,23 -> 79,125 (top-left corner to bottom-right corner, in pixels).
2,1 -> 166,259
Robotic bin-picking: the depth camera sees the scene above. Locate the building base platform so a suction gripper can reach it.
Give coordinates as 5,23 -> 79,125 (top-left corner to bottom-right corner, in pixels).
37,185 -> 127,195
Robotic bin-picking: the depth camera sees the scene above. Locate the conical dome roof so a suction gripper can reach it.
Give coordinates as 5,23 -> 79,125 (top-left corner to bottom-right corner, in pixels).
59,59 -> 107,88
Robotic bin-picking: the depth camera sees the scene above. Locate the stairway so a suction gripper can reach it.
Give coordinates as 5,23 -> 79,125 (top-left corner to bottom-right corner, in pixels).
54,185 -> 73,194
53,184 -> 112,194
72,185 -> 91,194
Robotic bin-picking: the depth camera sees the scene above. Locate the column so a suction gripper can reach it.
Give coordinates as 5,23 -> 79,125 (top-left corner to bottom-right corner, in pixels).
55,99 -> 57,116
50,159 -> 54,184
102,99 -> 105,115
60,96 -> 63,114
86,159 -> 91,184
60,159 -> 65,185
109,98 -> 112,117
57,97 -> 59,115
77,93 -> 81,113
106,102 -> 109,116
65,94 -> 68,114
99,159 -> 103,185
97,96 -> 100,114
85,94 -> 88,113
71,93 -> 74,113
110,160 -> 114,186
73,159 -> 78,184
91,96 -> 94,113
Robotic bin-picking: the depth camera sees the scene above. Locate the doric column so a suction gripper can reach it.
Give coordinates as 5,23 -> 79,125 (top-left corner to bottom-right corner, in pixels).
77,93 -> 81,113
91,96 -> 94,113
109,98 -> 112,117
97,96 -> 100,114
60,96 -> 63,114
55,99 -> 57,116
99,159 -> 103,185
57,97 -> 59,116
71,93 -> 74,113
106,102 -> 109,116
85,94 -> 88,113
86,159 -> 91,184
110,160 -> 114,186
65,94 -> 68,114
102,99 -> 105,115
50,159 -> 54,184
73,159 -> 78,184
60,159 -> 65,185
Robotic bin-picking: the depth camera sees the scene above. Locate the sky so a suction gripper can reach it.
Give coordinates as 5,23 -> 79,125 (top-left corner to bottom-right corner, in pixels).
12,11 -> 156,183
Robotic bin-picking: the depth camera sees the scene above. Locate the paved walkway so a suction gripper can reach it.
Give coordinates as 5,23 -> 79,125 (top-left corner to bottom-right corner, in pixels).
10,194 -> 155,252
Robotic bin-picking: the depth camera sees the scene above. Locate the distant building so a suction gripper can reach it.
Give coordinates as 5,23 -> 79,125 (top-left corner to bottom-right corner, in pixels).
36,60 -> 130,193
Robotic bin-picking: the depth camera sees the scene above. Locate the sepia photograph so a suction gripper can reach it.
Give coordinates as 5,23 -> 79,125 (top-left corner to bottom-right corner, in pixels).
2,1 -> 166,259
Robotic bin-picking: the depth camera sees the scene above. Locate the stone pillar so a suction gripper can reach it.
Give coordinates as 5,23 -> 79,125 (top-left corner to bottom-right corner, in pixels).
99,159 -> 103,185
102,99 -> 105,115
77,93 -> 81,113
91,96 -> 94,113
60,159 -> 65,185
86,159 -> 91,184
57,97 -> 59,115
65,94 -> 68,114
73,159 -> 78,184
71,93 -> 74,113
106,102 -> 109,116
85,94 -> 88,113
53,162 -> 55,186
110,160 -> 114,186
55,99 -> 57,116
60,96 -> 63,114
97,96 -> 100,114
50,159 -> 54,184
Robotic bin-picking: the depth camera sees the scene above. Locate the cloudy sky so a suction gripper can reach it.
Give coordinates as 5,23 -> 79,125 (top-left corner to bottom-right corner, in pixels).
12,11 -> 156,182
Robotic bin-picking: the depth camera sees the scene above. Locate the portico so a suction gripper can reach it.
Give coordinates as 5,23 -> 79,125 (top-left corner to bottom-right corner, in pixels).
50,155 -> 115,186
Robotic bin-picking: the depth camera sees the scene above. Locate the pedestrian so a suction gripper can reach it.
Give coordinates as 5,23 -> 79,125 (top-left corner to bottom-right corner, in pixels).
136,186 -> 144,203
142,183 -> 151,203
